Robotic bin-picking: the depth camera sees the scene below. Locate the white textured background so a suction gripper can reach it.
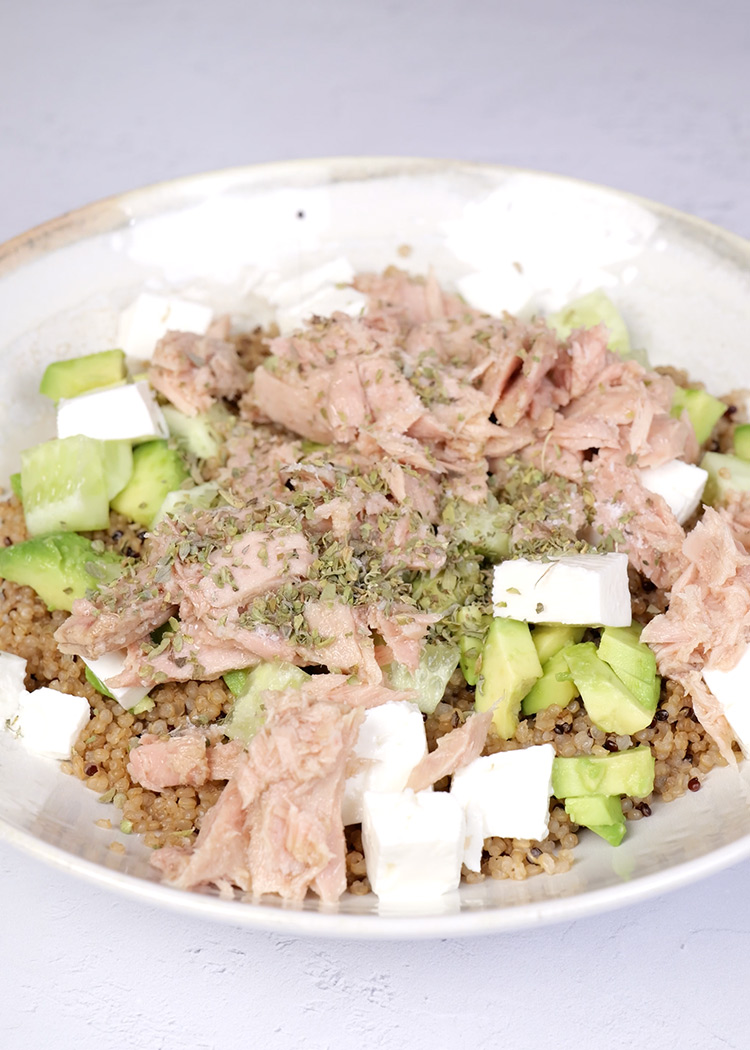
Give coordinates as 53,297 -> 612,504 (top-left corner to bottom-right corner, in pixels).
2,1 -> 750,1047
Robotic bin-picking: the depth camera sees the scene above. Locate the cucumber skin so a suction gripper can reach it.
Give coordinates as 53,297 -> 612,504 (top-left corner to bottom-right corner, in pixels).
21,435 -> 111,536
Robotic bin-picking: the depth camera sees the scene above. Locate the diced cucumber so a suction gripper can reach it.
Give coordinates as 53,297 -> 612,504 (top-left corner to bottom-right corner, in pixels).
701,450 -> 750,506
9,473 -> 22,500
224,662 -> 309,743
21,435 -> 111,535
223,668 -> 250,698
734,424 -> 750,462
39,348 -> 126,402
85,665 -> 116,699
110,440 -> 189,528
0,532 -> 123,611
161,403 -> 230,460
547,290 -> 631,357
532,624 -> 585,666
551,746 -> 655,799
564,641 -> 657,734
101,440 -> 134,500
385,641 -> 460,715
475,617 -> 542,739
455,605 -> 489,686
672,386 -> 726,445
521,646 -> 579,715
152,482 -> 220,527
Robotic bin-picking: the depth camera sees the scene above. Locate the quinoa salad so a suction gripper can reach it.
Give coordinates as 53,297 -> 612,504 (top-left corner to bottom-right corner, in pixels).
1,267 -> 748,905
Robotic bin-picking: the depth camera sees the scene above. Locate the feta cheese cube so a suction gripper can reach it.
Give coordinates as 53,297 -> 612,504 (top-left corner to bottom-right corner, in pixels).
83,651 -> 150,711
342,701 -> 427,825
257,257 -> 356,309
492,552 -> 631,626
640,459 -> 708,525
16,687 -> 90,759
118,293 -> 214,361
361,789 -> 465,902
703,646 -> 750,757
276,285 -> 367,336
451,744 -> 555,871
0,651 -> 28,723
57,379 -> 169,443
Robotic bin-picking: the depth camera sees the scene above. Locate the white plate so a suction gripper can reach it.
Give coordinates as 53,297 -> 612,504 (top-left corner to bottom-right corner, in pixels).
1,158 -> 750,938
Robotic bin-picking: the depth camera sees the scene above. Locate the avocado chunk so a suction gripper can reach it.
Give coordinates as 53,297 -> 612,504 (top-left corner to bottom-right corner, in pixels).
39,348 -> 127,402
385,641 -> 460,714
0,532 -> 123,611
85,665 -> 116,699
734,424 -> 750,462
598,624 -> 661,709
110,440 -> 189,528
532,624 -> 585,666
475,617 -> 543,738
564,641 -> 657,734
521,646 -> 579,715
672,386 -> 726,445
564,795 -> 627,847
700,450 -> 750,506
223,668 -> 250,698
551,746 -> 655,798
224,662 -> 309,743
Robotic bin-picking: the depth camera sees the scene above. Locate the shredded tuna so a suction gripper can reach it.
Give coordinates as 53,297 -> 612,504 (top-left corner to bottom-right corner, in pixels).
128,728 -> 244,791
149,330 -> 247,416
406,710 -> 493,792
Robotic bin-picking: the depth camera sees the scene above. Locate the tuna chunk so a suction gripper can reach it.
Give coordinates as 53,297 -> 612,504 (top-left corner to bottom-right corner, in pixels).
128,728 -> 244,790
54,584 -> 177,661
149,330 -> 247,416
406,710 -> 492,792
641,508 -> 750,761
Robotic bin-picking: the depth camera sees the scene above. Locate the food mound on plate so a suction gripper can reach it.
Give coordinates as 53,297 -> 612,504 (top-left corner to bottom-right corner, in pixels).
1,267 -> 748,904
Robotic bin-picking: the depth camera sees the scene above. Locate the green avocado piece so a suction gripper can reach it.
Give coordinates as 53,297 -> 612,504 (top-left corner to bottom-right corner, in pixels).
597,624 -> 661,709
441,496 -> 512,561
521,646 -> 579,715
85,665 -> 116,699
587,822 -> 627,846
475,617 -> 543,738
734,424 -> 750,462
224,662 -> 309,743
110,440 -> 189,528
672,386 -> 726,445
0,532 -> 123,611
532,624 -> 586,666
551,746 -> 655,799
564,641 -> 657,734
223,668 -> 251,698
564,794 -> 624,826
39,348 -> 127,402
700,451 -> 750,507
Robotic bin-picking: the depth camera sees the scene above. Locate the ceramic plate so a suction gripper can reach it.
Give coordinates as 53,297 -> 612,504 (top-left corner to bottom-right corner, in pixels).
1,158 -> 749,938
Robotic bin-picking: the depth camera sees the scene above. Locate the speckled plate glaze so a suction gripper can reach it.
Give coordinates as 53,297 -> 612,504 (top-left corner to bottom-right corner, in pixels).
1,158 -> 750,938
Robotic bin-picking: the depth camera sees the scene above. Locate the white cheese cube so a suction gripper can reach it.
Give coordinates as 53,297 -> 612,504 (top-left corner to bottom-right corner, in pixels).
451,744 -> 555,872
361,789 -> 465,902
640,459 -> 708,525
276,285 -> 367,336
57,379 -> 169,443
258,257 -> 356,309
342,701 -> 427,825
118,293 -> 214,361
16,687 -> 90,759
703,646 -> 750,757
492,552 -> 631,626
83,651 -> 150,711
0,651 -> 28,724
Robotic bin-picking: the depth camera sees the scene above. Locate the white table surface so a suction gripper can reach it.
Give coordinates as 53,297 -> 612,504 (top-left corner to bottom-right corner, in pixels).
2,2 -> 749,1047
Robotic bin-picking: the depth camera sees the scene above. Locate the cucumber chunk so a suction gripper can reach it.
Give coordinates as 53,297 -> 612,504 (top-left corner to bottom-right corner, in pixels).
475,617 -> 542,738
9,473 -> 22,500
551,746 -> 655,799
110,440 -> 189,528
21,435 -> 111,535
161,403 -> 231,460
734,424 -> 750,462
455,605 -> 489,686
547,290 -> 631,357
0,532 -> 123,611
101,440 -> 134,500
39,348 -> 126,402
385,641 -> 460,715
672,387 -> 726,445
85,665 -> 116,699
224,662 -> 309,743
